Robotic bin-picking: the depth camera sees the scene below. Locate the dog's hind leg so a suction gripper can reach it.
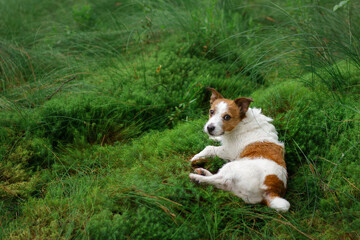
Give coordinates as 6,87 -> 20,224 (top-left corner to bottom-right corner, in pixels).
261,175 -> 290,212
189,173 -> 231,191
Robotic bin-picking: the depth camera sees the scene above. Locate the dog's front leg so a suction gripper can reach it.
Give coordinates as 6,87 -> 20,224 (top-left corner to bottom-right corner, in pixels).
191,146 -> 222,162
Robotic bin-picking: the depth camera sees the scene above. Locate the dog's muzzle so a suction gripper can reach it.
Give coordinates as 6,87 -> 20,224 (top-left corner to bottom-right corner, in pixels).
207,124 -> 215,135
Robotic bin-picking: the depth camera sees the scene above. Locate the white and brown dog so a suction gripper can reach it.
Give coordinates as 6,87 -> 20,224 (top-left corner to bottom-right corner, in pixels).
190,87 -> 290,212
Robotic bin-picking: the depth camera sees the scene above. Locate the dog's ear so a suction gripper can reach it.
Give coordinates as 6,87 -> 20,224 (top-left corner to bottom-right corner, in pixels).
234,97 -> 253,118
207,87 -> 223,105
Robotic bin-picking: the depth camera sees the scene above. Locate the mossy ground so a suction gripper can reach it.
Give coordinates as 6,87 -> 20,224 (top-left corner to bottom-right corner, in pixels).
1,0 -> 360,239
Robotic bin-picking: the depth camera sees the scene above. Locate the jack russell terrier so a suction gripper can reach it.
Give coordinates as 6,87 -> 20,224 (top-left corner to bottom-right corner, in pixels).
190,87 -> 290,212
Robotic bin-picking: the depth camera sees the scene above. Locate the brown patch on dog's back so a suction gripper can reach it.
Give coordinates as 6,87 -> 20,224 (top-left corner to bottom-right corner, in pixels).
240,142 -> 286,168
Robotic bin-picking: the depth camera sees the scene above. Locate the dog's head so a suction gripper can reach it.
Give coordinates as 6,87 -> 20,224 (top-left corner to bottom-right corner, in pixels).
204,87 -> 253,136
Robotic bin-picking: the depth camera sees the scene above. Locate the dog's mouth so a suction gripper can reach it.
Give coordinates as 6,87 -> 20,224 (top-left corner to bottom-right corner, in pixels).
208,131 -> 225,137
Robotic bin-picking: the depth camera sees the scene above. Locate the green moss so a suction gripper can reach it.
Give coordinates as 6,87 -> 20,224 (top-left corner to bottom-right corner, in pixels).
0,137 -> 54,199
1,0 -> 360,238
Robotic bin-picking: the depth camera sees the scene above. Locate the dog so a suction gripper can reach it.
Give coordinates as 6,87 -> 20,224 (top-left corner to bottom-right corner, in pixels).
189,87 -> 290,212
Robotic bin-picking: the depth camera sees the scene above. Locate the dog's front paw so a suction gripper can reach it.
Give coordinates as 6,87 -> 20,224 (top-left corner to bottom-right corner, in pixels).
209,136 -> 222,142
190,157 -> 210,167
194,168 -> 212,176
190,154 -> 202,162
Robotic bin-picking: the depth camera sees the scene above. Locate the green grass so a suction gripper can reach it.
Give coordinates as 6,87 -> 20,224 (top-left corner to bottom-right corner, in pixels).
1,0 -> 360,239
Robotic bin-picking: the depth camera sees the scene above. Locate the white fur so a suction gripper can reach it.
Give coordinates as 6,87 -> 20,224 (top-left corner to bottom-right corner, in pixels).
267,197 -> 290,212
192,107 -> 283,161
190,158 -> 286,204
190,107 -> 290,212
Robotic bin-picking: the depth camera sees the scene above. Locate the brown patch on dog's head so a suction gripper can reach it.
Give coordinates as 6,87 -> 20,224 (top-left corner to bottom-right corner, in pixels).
220,99 -> 243,132
205,87 -> 253,134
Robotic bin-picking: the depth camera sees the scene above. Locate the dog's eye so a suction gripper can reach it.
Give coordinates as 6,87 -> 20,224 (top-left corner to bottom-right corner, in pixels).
223,115 -> 231,120
210,110 -> 214,115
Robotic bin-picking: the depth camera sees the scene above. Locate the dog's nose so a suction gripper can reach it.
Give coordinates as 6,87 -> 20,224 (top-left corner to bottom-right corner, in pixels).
207,125 -> 215,133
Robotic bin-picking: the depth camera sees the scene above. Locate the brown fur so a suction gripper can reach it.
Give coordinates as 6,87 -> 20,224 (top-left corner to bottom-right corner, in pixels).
262,174 -> 286,206
207,87 -> 253,131
210,97 -> 253,132
210,99 -> 243,132
234,97 -> 253,118
239,142 -> 286,168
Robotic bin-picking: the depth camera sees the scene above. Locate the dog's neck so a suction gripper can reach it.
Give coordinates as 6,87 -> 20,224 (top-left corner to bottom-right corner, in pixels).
219,108 -> 282,160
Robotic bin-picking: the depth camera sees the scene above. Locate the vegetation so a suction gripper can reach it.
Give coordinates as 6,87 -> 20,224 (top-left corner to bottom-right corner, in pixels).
1,0 -> 359,239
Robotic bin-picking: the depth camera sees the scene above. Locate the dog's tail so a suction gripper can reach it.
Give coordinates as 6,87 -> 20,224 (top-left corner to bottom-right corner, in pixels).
264,193 -> 290,212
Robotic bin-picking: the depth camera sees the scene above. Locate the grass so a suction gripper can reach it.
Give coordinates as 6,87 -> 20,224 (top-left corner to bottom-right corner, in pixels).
1,0 -> 360,239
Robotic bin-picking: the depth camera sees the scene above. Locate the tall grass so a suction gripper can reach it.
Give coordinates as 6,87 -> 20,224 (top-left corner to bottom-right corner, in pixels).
1,0 -> 360,239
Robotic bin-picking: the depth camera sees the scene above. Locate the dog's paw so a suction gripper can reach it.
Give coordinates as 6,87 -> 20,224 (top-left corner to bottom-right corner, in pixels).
190,154 -> 201,162
191,153 -> 209,161
209,136 -> 222,142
